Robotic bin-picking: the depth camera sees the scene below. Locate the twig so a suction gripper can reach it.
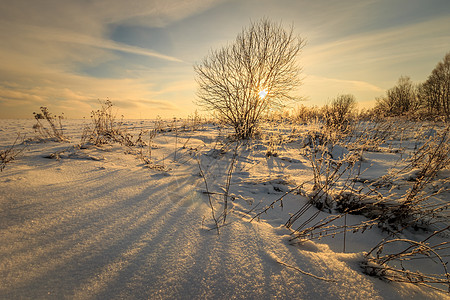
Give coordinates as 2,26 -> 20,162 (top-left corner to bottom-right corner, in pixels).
276,260 -> 337,282
197,156 -> 220,234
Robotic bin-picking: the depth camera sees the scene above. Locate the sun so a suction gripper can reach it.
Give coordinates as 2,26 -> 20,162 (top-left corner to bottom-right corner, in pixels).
258,89 -> 268,99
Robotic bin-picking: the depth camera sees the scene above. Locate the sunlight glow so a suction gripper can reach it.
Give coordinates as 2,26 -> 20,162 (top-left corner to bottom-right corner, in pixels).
258,89 -> 268,99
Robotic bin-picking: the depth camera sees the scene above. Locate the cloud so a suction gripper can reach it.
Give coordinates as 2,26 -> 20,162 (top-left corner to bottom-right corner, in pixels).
106,0 -> 228,28
306,75 -> 384,92
0,68 -> 196,119
0,89 -> 45,107
1,0 -> 226,31
301,75 -> 384,106
0,0 -> 228,72
0,22 -> 182,69
43,27 -> 184,63
0,0 -> 222,118
1,0 -> 448,119
303,15 -> 450,80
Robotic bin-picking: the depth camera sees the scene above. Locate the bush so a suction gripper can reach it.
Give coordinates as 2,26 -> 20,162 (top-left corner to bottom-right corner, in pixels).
374,76 -> 419,118
323,94 -> 357,132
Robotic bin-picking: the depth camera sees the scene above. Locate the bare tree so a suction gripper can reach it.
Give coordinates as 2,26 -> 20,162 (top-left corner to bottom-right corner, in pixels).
421,52 -> 450,119
375,76 -> 418,117
194,18 -> 304,139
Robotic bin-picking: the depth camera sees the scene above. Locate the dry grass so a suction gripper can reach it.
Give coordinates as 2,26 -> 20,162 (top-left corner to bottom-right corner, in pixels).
249,119 -> 449,293
0,134 -> 26,171
32,107 -> 67,142
363,225 -> 450,293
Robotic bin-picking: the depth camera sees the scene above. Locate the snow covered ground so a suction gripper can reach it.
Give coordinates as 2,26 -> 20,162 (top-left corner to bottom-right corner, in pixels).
0,118 -> 449,299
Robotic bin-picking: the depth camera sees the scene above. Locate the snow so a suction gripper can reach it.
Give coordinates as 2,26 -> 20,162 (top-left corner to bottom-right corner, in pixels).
0,118 -> 448,299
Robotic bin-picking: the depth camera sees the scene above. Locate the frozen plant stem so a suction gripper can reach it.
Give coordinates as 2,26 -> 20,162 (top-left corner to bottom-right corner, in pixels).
223,142 -> 240,225
343,213 -> 347,253
0,134 -> 26,171
174,117 -> 178,162
197,157 -> 219,234
364,225 -> 450,293
276,260 -> 337,282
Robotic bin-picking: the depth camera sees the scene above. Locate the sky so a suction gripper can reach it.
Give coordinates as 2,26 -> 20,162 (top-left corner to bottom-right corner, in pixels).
0,0 -> 449,119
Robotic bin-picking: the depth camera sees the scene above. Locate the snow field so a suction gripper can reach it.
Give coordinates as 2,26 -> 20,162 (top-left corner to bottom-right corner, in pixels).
0,119 -> 448,299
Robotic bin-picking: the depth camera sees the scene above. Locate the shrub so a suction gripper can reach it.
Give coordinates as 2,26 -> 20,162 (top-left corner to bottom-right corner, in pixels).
323,94 -> 357,132
374,76 -> 419,118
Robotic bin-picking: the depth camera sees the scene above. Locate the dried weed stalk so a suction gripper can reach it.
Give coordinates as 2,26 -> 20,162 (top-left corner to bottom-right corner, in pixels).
363,225 -> 450,293
250,120 -> 449,292
197,139 -> 242,233
32,107 -> 67,142
0,134 -> 26,171
252,121 -> 449,246
81,100 -> 144,148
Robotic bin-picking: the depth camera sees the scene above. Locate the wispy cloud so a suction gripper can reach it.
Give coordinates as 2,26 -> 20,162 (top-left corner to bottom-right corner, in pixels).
301,75 -> 384,106
44,27 -> 184,63
306,75 -> 384,92
303,15 -> 450,82
0,73 -> 193,118
0,0 -> 220,118
1,0 -> 226,31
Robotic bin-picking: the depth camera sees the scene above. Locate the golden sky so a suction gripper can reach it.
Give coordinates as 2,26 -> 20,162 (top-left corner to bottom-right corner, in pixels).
1,0 -> 449,118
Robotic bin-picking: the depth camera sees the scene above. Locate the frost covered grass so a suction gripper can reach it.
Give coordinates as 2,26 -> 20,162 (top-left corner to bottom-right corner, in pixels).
0,113 -> 449,299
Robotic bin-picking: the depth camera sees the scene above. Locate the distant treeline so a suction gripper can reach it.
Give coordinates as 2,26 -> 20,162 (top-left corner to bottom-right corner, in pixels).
273,51 -> 450,123
371,51 -> 449,120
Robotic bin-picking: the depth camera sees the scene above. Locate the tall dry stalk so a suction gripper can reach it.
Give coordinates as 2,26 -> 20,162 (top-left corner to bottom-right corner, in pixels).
32,107 -> 67,142
363,225 -> 450,293
0,134 -> 26,171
